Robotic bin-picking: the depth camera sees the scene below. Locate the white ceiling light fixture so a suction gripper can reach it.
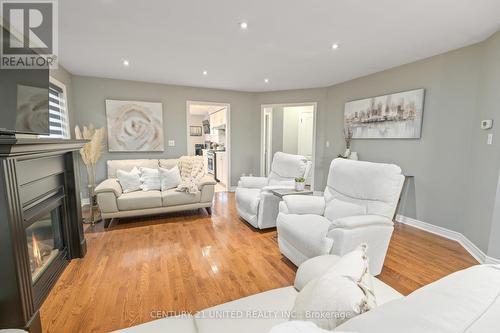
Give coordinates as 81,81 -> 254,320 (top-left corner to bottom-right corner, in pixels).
239,21 -> 248,30
331,43 -> 340,50
123,60 -> 130,66
264,78 -> 269,83
203,70 -> 208,75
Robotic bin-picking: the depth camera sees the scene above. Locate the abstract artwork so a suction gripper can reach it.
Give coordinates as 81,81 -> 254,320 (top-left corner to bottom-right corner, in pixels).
344,88 -> 425,139
105,100 -> 164,151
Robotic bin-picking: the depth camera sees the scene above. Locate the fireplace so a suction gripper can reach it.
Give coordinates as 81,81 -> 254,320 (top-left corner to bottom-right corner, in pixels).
27,208 -> 63,283
0,139 -> 87,333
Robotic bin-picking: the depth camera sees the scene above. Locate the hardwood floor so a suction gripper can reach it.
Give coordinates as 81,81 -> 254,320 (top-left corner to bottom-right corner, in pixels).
41,192 -> 477,332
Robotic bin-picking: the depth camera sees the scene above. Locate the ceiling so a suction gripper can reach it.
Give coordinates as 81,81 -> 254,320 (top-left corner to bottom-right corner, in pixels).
59,0 -> 500,92
189,104 -> 225,116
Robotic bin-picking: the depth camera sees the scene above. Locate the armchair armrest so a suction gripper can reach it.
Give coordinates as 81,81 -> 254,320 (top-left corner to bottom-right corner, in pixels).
238,176 -> 269,189
330,215 -> 394,230
197,175 -> 217,188
95,178 -> 123,197
280,195 -> 326,215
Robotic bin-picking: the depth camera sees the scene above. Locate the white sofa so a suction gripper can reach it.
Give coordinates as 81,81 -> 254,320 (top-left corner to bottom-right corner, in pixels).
95,159 -> 217,227
235,152 -> 311,229
277,158 -> 404,275
114,257 -> 500,333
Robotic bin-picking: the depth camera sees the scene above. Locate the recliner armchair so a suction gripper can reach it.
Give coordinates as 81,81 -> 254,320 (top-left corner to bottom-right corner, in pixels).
235,152 -> 311,229
276,158 -> 404,275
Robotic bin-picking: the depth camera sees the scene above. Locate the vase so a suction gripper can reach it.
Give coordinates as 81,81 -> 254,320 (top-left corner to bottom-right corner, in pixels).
295,182 -> 305,191
348,152 -> 359,160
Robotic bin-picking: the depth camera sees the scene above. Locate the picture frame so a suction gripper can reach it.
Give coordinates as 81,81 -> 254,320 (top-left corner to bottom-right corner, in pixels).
344,88 -> 425,139
190,126 -> 203,136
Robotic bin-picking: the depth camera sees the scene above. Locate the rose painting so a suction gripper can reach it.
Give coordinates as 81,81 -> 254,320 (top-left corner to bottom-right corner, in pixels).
105,100 -> 164,152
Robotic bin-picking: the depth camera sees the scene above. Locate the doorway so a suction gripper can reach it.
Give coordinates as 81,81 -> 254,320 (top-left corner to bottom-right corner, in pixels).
260,103 -> 317,188
186,101 -> 231,192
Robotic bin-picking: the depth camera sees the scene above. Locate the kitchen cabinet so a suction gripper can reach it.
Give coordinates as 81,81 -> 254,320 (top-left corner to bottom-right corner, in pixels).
210,109 -> 226,128
215,151 -> 227,185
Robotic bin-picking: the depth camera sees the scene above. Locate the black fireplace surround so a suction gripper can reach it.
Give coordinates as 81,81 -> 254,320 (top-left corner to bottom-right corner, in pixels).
0,138 -> 87,333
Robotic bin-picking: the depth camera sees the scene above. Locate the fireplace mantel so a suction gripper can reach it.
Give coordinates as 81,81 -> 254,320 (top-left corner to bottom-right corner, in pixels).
0,138 -> 87,333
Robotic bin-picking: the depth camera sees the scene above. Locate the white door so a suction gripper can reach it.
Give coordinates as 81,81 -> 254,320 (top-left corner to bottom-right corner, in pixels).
298,111 -> 314,159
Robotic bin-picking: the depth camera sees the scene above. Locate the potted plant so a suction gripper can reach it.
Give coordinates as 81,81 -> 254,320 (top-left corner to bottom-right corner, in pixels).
295,177 -> 306,191
337,127 -> 358,160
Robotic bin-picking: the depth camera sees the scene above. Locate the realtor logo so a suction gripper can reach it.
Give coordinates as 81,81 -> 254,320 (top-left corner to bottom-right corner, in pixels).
1,0 -> 58,69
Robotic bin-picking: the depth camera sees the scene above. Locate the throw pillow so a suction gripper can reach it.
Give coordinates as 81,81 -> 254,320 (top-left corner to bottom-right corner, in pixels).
324,199 -> 366,221
159,166 -> 182,191
116,167 -> 141,193
291,244 -> 375,330
139,167 -> 161,191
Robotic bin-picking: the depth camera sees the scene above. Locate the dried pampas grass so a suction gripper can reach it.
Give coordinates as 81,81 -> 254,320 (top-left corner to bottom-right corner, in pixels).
75,124 -> 105,189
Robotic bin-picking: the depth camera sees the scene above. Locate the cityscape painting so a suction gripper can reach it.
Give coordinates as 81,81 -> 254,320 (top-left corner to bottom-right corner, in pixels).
344,88 -> 425,139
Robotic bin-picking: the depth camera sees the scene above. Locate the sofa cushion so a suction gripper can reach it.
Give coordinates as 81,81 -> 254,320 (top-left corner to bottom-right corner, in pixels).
111,315 -> 197,333
139,167 -> 161,191
159,166 -> 182,191
277,214 -> 333,259
116,167 -> 142,193
107,159 -> 159,178
195,286 -> 298,333
335,265 -> 500,333
158,158 -> 179,170
117,190 -> 162,211
162,189 -> 200,206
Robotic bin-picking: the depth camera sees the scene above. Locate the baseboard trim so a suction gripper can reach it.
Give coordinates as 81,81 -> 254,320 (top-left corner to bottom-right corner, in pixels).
396,214 -> 500,264
229,186 -> 237,192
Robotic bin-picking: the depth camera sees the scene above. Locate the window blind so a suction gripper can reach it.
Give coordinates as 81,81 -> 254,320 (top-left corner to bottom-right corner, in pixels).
48,83 -> 69,138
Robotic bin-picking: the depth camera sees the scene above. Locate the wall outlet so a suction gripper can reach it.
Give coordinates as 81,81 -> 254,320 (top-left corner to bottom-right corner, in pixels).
487,133 -> 493,145
326,140 -> 330,148
168,140 -> 175,147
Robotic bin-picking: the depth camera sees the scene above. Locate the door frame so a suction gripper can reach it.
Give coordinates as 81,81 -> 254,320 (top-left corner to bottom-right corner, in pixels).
260,102 -> 318,190
260,107 -> 273,177
186,100 -> 231,189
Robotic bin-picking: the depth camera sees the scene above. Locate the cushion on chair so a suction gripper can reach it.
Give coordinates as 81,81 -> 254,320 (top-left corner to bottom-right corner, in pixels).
161,189 -> 201,206
268,152 -> 308,181
324,199 -> 366,221
277,214 -> 333,259
117,190 -> 162,211
107,159 -> 159,178
324,159 -> 404,219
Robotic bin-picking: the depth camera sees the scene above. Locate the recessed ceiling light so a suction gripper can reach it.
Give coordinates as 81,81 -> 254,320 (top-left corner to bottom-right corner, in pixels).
264,78 -> 269,83
240,21 -> 248,30
331,43 -> 340,50
203,70 -> 208,76
123,60 -> 130,66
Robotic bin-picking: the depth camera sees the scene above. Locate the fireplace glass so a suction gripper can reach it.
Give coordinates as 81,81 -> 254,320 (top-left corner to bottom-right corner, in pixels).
25,208 -> 64,282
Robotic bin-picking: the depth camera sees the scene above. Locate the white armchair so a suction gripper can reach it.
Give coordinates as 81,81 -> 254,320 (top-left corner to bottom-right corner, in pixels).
235,152 -> 311,229
276,158 -> 404,275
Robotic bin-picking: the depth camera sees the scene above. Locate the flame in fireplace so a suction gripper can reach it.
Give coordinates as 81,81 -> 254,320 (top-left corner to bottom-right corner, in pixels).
32,234 -> 43,268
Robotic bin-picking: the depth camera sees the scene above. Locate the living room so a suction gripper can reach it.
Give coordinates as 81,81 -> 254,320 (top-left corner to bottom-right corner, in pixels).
1,1 -> 500,332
